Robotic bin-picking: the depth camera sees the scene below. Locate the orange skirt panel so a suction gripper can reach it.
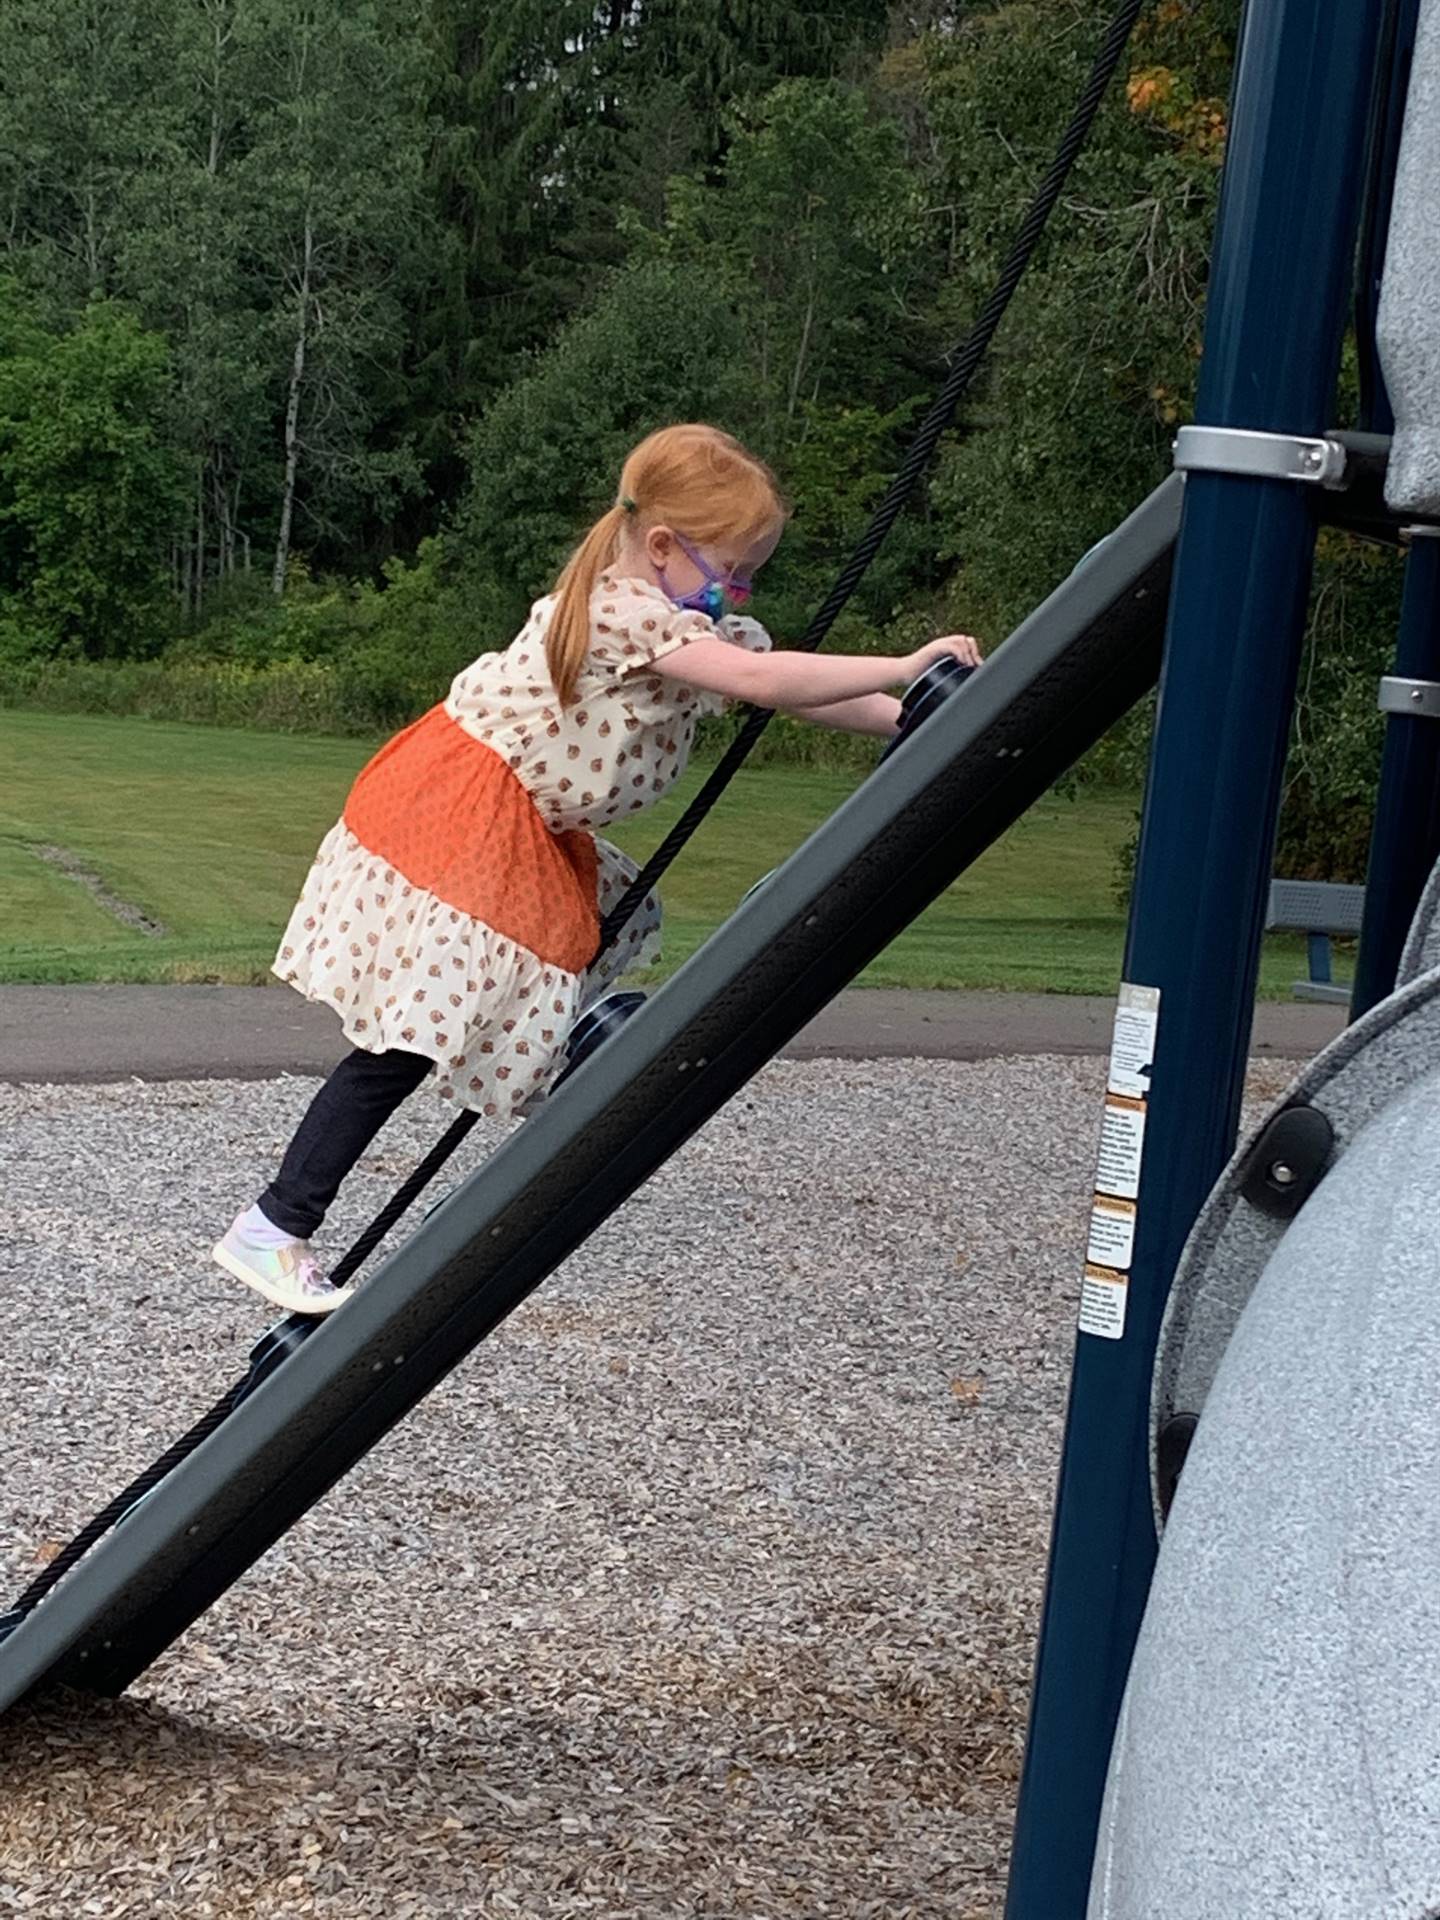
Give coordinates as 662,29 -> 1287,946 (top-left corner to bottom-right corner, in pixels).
342,705 -> 600,975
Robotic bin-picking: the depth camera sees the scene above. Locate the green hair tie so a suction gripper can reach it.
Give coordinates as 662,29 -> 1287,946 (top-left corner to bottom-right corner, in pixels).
619,495 -> 638,514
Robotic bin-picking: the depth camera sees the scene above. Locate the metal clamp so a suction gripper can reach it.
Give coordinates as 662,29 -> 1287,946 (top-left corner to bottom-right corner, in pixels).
1380,675 -> 1440,719
1174,425 -> 1349,488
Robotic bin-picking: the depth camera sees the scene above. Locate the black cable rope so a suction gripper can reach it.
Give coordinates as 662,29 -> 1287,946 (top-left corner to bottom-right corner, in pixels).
596,0 -> 1146,948
2,1382 -> 250,1627
330,1107 -> 478,1286
1,0 -> 1141,1638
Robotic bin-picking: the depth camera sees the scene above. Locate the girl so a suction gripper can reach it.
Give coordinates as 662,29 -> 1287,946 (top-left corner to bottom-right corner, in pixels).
214,423 -> 981,1314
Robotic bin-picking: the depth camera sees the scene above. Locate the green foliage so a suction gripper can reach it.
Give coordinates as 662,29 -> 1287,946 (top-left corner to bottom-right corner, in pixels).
236,0 -> 433,585
454,257 -> 753,622
163,537 -> 495,726
1275,535 -> 1405,880
406,0 -> 888,506
0,654 -> 358,733
0,0 -> 176,312
657,81 -> 935,439
454,79 -> 937,643
0,0 -> 1408,877
0,288 -> 185,658
911,0 -> 1237,637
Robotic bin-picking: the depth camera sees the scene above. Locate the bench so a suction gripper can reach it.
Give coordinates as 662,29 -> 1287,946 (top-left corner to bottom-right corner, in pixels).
1266,879 -> 1365,1004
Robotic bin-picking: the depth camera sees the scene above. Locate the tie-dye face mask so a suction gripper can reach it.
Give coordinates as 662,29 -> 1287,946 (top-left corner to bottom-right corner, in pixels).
660,532 -> 753,619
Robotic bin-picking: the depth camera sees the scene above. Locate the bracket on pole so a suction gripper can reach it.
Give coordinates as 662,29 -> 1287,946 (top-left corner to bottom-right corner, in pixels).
1173,428 -> 1440,547
1173,424 -> 1350,487
1379,674 -> 1440,718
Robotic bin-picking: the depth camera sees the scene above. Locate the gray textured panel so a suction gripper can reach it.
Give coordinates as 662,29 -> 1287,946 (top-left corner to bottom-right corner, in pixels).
1397,853 -> 1440,985
1377,0 -> 1440,513
1151,958 -> 1440,1518
1092,1068 -> 1440,1919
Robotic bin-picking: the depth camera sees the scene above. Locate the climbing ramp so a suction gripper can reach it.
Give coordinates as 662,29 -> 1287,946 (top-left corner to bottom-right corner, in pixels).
0,476 -> 1181,1715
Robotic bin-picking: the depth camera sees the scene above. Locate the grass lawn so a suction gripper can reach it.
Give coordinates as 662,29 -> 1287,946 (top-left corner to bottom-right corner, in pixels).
0,708 -> 1339,997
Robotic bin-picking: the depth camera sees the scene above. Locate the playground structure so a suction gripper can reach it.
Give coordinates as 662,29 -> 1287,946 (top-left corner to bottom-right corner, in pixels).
4,2 -> 1440,1914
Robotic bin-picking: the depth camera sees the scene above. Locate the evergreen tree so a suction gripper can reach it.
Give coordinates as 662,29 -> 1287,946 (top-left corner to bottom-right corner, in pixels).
0,288 -> 185,658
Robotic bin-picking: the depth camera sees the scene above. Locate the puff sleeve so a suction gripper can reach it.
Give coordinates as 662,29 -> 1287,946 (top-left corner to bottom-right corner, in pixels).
690,612 -> 775,717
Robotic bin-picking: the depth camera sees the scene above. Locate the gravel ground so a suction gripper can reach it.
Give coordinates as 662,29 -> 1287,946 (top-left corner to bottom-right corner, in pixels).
0,1055 -> 1296,1919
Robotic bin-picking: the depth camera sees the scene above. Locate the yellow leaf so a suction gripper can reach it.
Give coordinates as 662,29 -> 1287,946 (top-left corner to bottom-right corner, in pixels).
1126,66 -> 1175,115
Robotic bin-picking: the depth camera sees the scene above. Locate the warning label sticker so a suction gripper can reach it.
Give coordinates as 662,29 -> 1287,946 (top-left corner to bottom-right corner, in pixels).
1079,1263 -> 1128,1340
1087,1196 -> 1137,1269
1095,1095 -> 1146,1200
1077,985 -> 1159,1343
1108,982 -> 1160,1099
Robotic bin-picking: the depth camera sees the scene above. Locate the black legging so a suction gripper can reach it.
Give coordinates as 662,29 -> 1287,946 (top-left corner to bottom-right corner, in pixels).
259,1047 -> 435,1239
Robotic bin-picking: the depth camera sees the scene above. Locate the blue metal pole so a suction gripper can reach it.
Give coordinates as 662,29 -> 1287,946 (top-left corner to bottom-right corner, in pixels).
1004,6 -> 1386,1916
1351,532 -> 1440,1015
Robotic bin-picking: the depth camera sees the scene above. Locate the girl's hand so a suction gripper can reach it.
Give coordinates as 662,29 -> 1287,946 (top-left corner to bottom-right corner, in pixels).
904,634 -> 983,679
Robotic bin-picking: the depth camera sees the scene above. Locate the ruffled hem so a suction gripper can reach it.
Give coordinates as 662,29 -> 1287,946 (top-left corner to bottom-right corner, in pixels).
274,823 -> 661,1114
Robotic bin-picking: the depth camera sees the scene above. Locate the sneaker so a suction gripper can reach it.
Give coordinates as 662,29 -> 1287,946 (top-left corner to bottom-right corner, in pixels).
212,1218 -> 351,1316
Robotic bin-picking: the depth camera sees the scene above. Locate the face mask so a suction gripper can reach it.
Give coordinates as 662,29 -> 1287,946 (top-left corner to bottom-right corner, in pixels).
662,577 -> 728,620
660,532 -> 754,621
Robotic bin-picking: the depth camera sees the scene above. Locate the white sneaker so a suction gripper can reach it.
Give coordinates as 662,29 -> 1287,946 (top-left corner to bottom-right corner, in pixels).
212,1217 -> 351,1316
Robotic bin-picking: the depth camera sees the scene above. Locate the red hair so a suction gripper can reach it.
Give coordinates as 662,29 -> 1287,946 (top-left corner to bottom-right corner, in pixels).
547,424 -> 785,705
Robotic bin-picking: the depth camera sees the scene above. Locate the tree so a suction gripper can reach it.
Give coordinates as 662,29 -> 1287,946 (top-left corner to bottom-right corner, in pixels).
0,0 -> 436,607
452,74 -> 939,642
631,78 -> 940,631
894,0 -> 1238,638
116,0 -> 271,614
0,0 -> 174,311
231,0 -> 432,595
404,0 -> 891,524
0,289 -> 185,658
454,255 -> 751,629
659,83 -> 932,441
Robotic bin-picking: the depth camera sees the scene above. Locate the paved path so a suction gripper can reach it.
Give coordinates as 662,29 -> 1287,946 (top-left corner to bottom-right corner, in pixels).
0,984 -> 1346,1084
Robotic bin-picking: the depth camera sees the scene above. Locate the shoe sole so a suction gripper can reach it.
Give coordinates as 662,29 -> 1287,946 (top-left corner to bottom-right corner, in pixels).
211,1242 -> 349,1317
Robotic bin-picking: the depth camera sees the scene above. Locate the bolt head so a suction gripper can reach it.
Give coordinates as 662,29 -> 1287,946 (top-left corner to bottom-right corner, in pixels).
1270,1160 -> 1297,1186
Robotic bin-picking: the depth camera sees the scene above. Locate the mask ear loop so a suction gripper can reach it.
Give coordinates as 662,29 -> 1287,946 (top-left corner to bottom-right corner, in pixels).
624,493 -> 718,614
663,531 -> 735,621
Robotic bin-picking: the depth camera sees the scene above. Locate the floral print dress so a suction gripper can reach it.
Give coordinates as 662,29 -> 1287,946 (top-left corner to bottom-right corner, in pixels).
273,573 -> 771,1115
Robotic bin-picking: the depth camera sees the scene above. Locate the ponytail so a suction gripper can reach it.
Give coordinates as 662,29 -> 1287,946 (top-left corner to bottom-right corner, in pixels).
547,505 -> 627,707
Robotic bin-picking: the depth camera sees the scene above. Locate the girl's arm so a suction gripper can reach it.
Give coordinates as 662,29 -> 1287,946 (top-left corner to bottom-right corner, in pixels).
652,634 -> 980,713
791,693 -> 901,738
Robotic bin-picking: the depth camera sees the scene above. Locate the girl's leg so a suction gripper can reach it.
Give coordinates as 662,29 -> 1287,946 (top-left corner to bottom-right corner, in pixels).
257,1047 -> 435,1240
